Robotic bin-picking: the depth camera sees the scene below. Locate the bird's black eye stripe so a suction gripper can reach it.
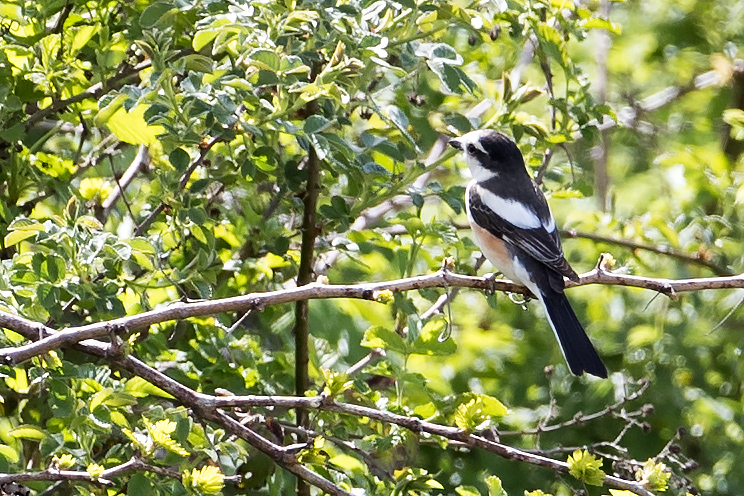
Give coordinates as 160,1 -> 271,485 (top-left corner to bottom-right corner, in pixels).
466,143 -> 477,154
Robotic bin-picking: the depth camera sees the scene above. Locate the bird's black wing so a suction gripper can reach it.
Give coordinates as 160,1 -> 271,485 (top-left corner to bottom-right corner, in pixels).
468,184 -> 577,284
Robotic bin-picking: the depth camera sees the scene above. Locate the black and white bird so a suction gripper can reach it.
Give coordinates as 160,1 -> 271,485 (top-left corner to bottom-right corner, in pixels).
449,129 -> 607,378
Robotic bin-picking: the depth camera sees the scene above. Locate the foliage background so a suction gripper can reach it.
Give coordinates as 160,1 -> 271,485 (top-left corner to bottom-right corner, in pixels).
0,0 -> 743,494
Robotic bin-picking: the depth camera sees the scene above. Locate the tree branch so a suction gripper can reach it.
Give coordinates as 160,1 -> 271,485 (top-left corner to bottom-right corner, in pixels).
499,379 -> 651,436
24,60 -> 152,129
294,143 -> 321,432
0,327 -> 352,495
595,59 -> 744,134
0,458 -> 181,487
208,394 -> 655,496
3,259 -> 744,366
0,301 -> 661,496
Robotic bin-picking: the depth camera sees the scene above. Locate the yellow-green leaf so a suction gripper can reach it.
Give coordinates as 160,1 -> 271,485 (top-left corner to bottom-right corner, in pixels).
329,454 -> 365,473
9,425 -> 46,441
105,104 -> 165,145
567,449 -> 606,486
90,388 -> 113,412
0,444 -> 19,463
4,229 -> 37,247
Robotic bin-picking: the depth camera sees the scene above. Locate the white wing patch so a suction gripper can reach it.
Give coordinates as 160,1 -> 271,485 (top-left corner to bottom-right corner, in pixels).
477,186 -> 542,229
542,214 -> 556,232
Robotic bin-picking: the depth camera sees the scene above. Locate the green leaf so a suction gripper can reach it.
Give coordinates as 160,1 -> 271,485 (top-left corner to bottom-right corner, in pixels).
105,393 -> 138,408
169,148 -> 191,171
582,17 -> 622,34
536,23 -> 567,66
43,254 -> 65,283
329,454 -> 365,473
128,239 -> 157,254
361,326 -> 407,354
9,425 -> 46,441
4,229 -> 37,247
90,388 -> 113,412
386,105 -> 409,131
106,105 -> 165,145
409,317 -> 456,355
70,25 -> 98,54
140,2 -> 174,28
456,486 -> 482,496
37,284 -> 59,308
303,115 -> 332,134
123,377 -> 174,399
128,472 -> 155,496
415,42 -> 462,64
191,224 -> 207,244
246,49 -> 280,71
183,54 -> 214,73
486,476 -> 507,496
478,394 -> 508,416
0,444 -> 19,463
567,449 -> 606,486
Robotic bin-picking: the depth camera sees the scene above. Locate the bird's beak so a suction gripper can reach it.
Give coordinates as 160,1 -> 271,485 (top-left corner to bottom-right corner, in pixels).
449,138 -> 462,150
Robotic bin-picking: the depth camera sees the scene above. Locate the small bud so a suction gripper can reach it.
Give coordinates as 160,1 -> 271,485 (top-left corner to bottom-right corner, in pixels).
373,289 -> 394,304
56,454 -> 75,470
682,459 -> 699,473
442,256 -> 455,272
87,463 -> 105,479
489,25 -> 501,41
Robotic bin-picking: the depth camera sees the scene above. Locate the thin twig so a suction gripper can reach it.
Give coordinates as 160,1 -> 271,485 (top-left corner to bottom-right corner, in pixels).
499,379 -> 650,436
134,136 -> 222,236
562,229 -> 729,275
102,144 -> 149,222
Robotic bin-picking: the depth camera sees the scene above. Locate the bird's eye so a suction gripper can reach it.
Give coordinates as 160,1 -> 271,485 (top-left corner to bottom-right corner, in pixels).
466,144 -> 477,154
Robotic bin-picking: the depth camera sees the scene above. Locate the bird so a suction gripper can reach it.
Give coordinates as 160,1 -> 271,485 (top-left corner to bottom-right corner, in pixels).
449,129 -> 607,378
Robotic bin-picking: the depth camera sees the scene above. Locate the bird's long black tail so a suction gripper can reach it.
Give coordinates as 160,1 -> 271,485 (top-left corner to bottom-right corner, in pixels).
539,291 -> 607,378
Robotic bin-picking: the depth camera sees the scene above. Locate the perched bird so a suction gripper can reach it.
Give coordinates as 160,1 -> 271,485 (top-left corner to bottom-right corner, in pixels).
449,130 -> 607,378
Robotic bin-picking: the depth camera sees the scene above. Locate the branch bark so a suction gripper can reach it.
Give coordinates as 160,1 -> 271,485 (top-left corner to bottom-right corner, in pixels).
0,288 -> 672,496
562,229 -> 730,275
294,130 -> 321,496
1,333 -> 352,495
23,59 -> 153,129
3,260 -> 744,366
0,458 -> 181,487
208,394 -> 655,496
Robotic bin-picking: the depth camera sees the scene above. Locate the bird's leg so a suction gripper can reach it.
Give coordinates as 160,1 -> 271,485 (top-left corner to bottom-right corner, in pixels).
483,271 -> 502,295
